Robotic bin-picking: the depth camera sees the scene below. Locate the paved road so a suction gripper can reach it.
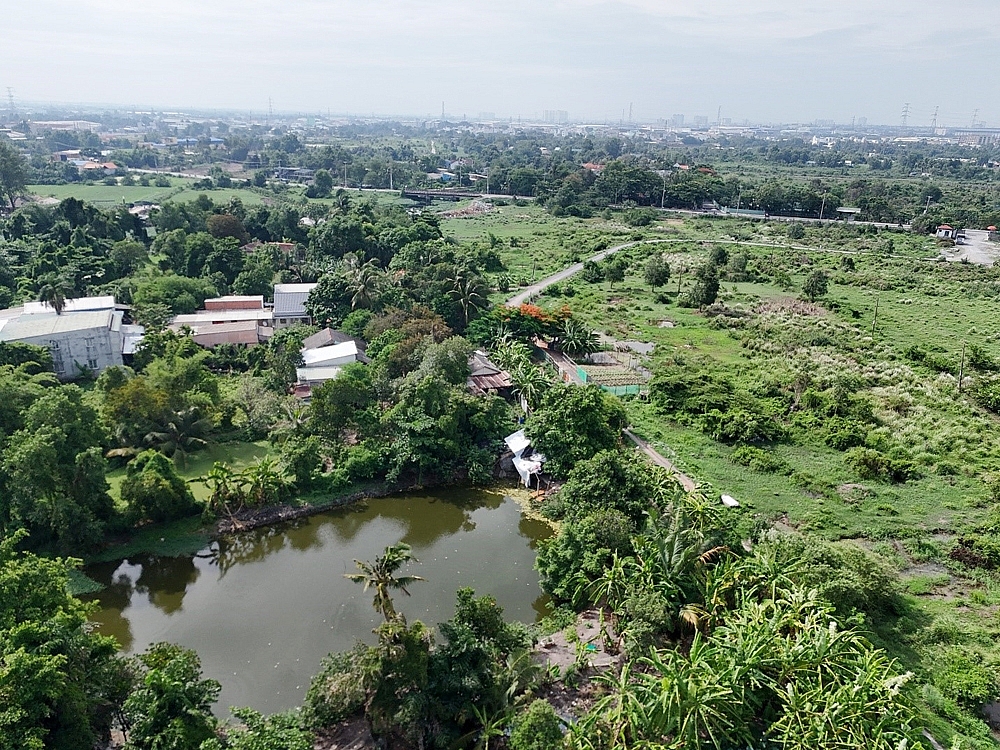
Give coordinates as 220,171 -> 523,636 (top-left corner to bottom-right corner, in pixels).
943,229 -> 999,266
506,239 -> 672,308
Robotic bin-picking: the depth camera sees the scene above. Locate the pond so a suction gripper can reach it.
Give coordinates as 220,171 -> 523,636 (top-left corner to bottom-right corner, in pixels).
84,488 -> 553,714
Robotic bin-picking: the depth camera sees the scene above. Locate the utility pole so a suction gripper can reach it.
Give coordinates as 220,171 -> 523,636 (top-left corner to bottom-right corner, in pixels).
388,164 -> 393,191
900,103 -> 910,127
819,194 -> 827,221
871,295 -> 880,337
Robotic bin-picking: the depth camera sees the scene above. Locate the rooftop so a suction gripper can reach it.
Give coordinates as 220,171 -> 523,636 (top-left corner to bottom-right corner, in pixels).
273,283 -> 317,316
0,309 -> 114,340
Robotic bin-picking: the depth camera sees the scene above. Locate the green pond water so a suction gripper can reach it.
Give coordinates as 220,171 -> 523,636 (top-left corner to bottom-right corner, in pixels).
85,488 -> 552,714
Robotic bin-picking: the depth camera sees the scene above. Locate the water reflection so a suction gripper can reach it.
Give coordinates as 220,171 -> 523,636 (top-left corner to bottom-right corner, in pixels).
84,489 -> 551,715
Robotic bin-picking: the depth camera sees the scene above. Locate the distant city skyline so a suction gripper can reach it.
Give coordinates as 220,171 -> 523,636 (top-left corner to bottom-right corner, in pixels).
3,0 -> 998,128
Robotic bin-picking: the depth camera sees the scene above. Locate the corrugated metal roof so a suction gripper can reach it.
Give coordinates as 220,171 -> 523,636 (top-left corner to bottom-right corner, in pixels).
0,310 -> 113,340
22,295 -> 116,315
301,340 -> 360,366
172,309 -> 273,325
273,283 -> 316,316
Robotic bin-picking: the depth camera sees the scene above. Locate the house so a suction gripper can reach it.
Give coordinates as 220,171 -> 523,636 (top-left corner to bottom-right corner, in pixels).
302,327 -> 366,352
936,224 -> 959,240
836,207 -> 862,222
273,283 -> 317,328
504,430 -> 546,489
467,350 -> 512,396
170,295 -> 273,343
293,340 -> 368,394
0,307 -> 125,380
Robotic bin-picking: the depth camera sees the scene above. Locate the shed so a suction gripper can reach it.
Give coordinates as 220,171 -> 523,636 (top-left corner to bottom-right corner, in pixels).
504,429 -> 546,488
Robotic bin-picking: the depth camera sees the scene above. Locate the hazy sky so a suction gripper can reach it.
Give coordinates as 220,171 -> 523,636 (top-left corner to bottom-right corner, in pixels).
3,0 -> 998,125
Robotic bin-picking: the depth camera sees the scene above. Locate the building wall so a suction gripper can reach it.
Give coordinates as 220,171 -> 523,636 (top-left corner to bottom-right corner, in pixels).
274,314 -> 311,329
19,327 -> 123,380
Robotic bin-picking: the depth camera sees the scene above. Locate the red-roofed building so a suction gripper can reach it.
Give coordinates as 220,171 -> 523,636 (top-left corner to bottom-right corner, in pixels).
936,225 -> 958,239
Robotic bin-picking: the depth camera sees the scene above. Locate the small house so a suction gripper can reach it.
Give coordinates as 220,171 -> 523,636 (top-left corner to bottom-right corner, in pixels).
936,224 -> 959,240
273,283 -> 317,328
467,350 -> 512,396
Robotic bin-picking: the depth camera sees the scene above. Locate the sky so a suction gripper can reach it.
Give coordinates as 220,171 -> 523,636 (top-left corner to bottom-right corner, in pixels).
3,0 -> 999,126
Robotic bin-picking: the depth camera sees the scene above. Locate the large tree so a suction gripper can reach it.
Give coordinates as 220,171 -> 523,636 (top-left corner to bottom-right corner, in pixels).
0,140 -> 28,211
525,384 -> 628,478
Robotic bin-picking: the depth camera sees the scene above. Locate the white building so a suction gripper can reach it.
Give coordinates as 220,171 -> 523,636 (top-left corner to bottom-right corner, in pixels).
295,340 -> 368,388
273,283 -> 317,328
0,309 -> 123,379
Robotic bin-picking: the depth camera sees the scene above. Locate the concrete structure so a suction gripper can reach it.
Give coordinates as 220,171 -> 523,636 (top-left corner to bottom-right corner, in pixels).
836,207 -> 862,222
301,340 -> 366,368
0,308 -> 125,379
187,320 -> 269,348
273,283 -> 316,328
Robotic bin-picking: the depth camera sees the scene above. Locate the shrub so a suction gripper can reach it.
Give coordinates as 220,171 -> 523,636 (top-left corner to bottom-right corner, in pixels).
731,445 -> 788,473
935,648 -> 999,708
823,417 -> 869,450
343,444 -> 384,482
844,447 -> 919,483
510,700 -> 564,750
121,449 -> 198,523
702,408 -> 785,445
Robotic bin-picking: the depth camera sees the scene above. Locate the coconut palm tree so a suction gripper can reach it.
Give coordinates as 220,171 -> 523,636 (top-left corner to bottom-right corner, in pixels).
144,406 -> 212,466
345,542 -> 425,622
342,254 -> 384,310
38,276 -> 73,315
449,274 -> 486,327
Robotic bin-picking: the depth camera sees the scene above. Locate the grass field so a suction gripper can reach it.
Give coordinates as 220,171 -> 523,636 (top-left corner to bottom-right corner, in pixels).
28,181 -> 190,205
106,440 -> 271,504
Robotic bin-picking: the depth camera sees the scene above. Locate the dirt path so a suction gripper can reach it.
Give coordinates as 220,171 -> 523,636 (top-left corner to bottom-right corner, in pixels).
624,429 -> 697,492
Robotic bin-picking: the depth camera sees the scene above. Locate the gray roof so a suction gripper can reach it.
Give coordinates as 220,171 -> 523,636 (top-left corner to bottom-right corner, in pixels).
273,283 -> 317,316
302,328 -> 357,350
0,310 -> 113,341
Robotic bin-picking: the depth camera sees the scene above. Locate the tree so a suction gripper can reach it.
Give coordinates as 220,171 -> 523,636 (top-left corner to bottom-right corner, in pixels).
525,384 -> 628,478
120,449 -> 198,523
557,317 -> 599,358
802,270 -> 829,302
0,530 -> 128,750
345,542 -> 425,622
0,140 -> 28,211
686,263 -> 720,307
604,258 -> 626,291
206,213 -> 250,246
143,406 -> 213,466
202,708 -> 312,750
309,362 -> 375,438
644,254 -> 671,290
38,275 -> 73,315
122,642 -> 220,750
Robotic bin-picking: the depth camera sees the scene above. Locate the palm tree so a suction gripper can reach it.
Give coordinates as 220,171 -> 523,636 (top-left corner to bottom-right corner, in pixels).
510,362 -> 551,413
144,406 -> 212,466
342,254 -> 384,310
38,276 -> 72,315
345,542 -> 425,622
449,274 -> 486,326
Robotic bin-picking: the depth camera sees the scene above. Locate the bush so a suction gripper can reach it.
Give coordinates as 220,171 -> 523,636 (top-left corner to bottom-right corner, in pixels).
556,450 -> 659,523
280,435 -> 323,489
935,648 -> 999,708
302,648 -> 369,728
845,447 -> 919,483
510,700 -> 563,750
731,445 -> 788,473
120,449 -> 198,523
536,510 -> 634,602
702,408 -> 784,445
823,417 -> 869,450
343,444 -> 384,482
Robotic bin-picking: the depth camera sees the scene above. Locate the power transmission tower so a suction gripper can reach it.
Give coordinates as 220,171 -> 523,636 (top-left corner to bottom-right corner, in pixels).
931,106 -> 939,129
717,105 -> 722,126
267,97 -> 273,125
900,102 -> 910,126
5,87 -> 15,119
971,108 -> 980,127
